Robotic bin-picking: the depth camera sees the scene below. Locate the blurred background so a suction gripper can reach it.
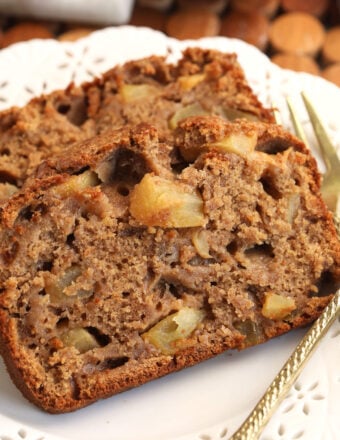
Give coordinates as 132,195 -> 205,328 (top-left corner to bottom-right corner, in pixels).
0,0 -> 339,86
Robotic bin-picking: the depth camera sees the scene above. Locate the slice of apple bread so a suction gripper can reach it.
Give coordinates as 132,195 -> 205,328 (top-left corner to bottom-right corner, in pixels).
0,116 -> 338,413
0,47 -> 273,199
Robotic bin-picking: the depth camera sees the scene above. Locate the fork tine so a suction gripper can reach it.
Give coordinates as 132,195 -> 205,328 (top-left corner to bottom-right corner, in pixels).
271,101 -> 282,125
301,92 -> 340,172
286,96 -> 310,148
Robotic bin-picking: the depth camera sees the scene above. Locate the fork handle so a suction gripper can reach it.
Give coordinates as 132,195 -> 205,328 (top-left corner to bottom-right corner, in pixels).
229,289 -> 340,440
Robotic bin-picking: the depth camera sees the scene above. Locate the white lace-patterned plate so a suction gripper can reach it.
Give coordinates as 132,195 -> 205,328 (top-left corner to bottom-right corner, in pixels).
0,26 -> 339,440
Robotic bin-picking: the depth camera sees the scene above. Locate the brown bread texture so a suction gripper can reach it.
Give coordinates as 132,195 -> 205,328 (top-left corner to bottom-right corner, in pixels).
0,47 -> 273,199
0,116 -> 339,413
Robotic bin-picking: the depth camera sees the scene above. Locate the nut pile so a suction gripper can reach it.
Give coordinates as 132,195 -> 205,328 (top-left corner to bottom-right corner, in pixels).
0,0 -> 339,86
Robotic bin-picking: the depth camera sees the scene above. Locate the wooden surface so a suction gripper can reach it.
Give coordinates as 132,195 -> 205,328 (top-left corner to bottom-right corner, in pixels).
0,0 -> 339,87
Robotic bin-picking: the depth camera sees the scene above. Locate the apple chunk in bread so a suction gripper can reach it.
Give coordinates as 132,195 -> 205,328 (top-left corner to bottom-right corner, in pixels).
44,265 -> 93,303
169,103 -> 209,130
262,292 -> 296,320
209,131 -> 258,156
179,130 -> 258,162
130,173 -> 205,228
142,307 -> 205,355
61,328 -> 100,354
119,84 -> 160,102
54,170 -> 100,197
178,73 -> 205,91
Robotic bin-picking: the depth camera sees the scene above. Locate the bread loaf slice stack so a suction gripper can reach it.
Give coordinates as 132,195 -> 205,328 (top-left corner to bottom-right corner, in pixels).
0,116 -> 338,413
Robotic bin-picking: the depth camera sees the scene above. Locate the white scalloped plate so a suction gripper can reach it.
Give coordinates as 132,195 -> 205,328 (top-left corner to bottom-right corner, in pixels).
0,26 -> 339,440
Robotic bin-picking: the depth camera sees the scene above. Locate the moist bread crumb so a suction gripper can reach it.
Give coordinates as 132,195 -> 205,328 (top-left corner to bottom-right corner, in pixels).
0,47 -> 273,198
0,116 -> 338,413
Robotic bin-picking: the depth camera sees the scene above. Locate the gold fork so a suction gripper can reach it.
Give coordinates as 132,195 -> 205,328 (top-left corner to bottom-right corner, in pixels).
287,92 -> 340,215
229,93 -> 340,440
